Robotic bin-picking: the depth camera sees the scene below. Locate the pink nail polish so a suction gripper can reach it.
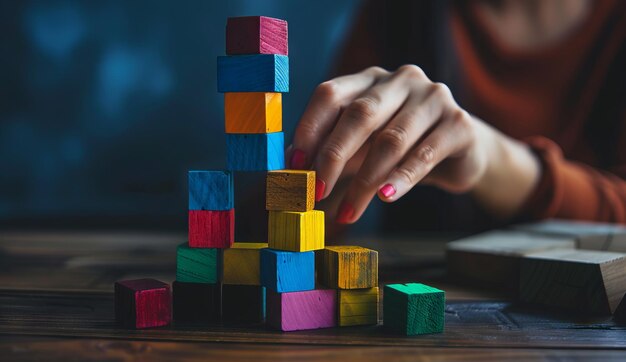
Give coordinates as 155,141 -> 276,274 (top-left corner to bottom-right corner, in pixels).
379,184 -> 396,198
315,178 -> 326,202
291,149 -> 307,170
336,202 -> 355,224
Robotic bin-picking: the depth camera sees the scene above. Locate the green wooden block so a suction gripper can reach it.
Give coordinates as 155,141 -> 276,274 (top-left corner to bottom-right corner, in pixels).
383,283 -> 445,335
176,243 -> 220,283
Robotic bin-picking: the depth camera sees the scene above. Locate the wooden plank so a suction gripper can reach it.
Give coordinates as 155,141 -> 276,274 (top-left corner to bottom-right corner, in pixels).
114,279 -> 171,329
384,283 -> 445,336
266,170 -> 315,212
225,92 -> 282,134
338,287 -> 379,327
172,281 -> 220,324
268,210 -> 324,252
226,132 -> 285,171
266,289 -> 336,331
318,246 -> 378,289
217,54 -> 289,93
260,248 -> 314,292
520,249 -> 626,315
188,170 -> 234,211
188,209 -> 234,248
176,243 -> 220,284
222,285 -> 265,324
226,16 -> 288,55
222,242 -> 267,285
446,230 -> 576,291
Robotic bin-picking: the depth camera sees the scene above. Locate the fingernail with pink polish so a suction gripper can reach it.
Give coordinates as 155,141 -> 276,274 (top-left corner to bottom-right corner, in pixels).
379,184 -> 396,198
315,178 -> 326,202
336,202 -> 355,224
291,149 -> 307,169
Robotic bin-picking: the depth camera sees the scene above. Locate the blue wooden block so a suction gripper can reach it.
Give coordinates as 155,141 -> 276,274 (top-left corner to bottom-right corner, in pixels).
217,54 -> 289,93
188,170 -> 234,210
260,248 -> 315,293
227,132 -> 285,171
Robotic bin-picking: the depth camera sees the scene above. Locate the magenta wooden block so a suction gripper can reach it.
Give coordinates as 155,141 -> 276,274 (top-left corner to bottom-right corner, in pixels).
266,289 -> 336,331
226,16 -> 288,55
115,278 -> 171,329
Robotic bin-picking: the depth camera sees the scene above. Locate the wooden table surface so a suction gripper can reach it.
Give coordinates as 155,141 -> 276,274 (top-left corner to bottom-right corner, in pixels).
1,230 -> 624,361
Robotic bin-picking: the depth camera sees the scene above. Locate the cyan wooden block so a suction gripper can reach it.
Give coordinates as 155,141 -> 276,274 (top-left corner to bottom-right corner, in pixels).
188,170 -> 234,211
260,248 -> 314,293
227,132 -> 284,171
383,283 -> 445,335
217,54 -> 289,92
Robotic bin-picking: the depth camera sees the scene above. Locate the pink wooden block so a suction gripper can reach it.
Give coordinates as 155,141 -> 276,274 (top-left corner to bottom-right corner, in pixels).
226,16 -> 288,55
188,209 -> 234,248
267,289 -> 336,331
115,278 -> 171,329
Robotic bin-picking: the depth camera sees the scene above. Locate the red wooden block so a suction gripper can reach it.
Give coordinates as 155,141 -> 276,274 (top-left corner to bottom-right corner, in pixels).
114,278 -> 171,329
188,209 -> 234,248
226,16 -> 288,55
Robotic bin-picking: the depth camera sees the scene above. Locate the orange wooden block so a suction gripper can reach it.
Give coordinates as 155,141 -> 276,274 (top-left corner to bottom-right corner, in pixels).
225,92 -> 282,134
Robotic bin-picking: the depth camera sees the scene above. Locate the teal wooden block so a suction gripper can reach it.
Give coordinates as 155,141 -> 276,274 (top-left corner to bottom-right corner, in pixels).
176,243 -> 221,283
227,132 -> 284,171
188,170 -> 234,211
383,283 -> 445,335
217,54 -> 289,92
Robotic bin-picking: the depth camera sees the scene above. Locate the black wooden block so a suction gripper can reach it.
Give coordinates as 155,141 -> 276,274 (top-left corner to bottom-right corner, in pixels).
172,281 -> 221,324
222,284 -> 265,324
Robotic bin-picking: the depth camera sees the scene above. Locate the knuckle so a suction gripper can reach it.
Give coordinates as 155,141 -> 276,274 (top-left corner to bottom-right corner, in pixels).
319,142 -> 345,164
314,81 -> 339,103
417,144 -> 436,166
377,126 -> 408,152
365,66 -> 388,76
346,96 -> 380,122
397,64 -> 426,79
431,82 -> 452,99
395,166 -> 419,185
297,120 -> 319,138
353,174 -> 376,190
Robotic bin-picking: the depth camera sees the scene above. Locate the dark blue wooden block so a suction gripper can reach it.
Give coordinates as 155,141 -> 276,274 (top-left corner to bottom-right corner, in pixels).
260,248 -> 315,293
217,54 -> 289,93
188,170 -> 234,210
227,132 -> 285,171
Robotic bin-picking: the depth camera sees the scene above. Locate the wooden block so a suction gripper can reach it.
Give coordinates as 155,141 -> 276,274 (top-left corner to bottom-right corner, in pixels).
226,132 -> 284,171
513,219 -> 626,252
318,246 -> 378,289
520,249 -> 626,315
267,289 -> 336,331
615,293 -> 626,324
172,281 -> 220,324
338,287 -> 379,326
225,92 -> 282,134
188,170 -> 233,211
114,278 -> 171,329
226,16 -> 288,55
188,209 -> 234,248
446,230 -> 576,290
217,54 -> 288,93
268,210 -> 324,252
260,248 -> 315,292
383,283 -> 445,336
222,285 -> 265,324
176,243 -> 220,283
266,170 -> 315,212
222,242 -> 267,285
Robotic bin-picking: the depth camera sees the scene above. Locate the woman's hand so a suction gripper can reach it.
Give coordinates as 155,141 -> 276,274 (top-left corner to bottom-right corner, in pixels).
289,65 -> 541,223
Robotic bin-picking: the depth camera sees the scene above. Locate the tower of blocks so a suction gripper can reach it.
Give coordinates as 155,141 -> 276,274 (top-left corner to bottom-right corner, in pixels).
113,15 -> 444,334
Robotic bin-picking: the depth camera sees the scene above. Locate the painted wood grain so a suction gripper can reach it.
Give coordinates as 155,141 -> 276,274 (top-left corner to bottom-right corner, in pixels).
267,289 -> 336,331
176,243 -> 220,284
222,242 -> 267,285
519,249 -> 626,315
338,287 -> 379,327
222,285 -> 266,324
268,210 -> 324,252
384,283 -> 445,336
217,54 -> 289,93
172,281 -> 220,324
265,170 -> 315,212
114,278 -> 171,329
188,170 -> 234,211
226,16 -> 288,55
319,246 -> 378,289
225,92 -> 282,134
188,209 -> 234,248
260,248 -> 314,292
226,132 -> 285,171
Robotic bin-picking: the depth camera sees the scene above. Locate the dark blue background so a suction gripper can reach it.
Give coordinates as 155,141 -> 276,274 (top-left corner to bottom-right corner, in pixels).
0,0 -> 361,228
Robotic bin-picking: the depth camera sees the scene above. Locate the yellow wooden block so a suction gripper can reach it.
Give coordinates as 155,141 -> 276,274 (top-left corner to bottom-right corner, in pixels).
319,246 -> 378,289
222,242 -> 268,285
225,92 -> 282,134
338,287 -> 379,326
268,210 -> 324,252
266,170 -> 315,212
